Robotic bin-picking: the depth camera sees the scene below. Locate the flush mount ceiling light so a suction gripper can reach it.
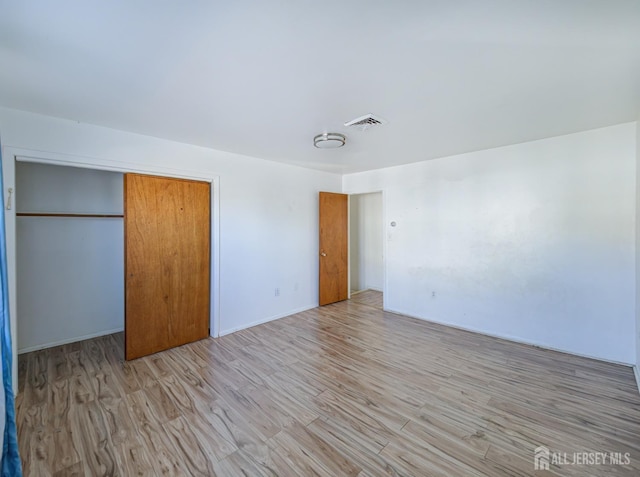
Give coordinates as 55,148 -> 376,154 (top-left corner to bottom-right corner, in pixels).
314,132 -> 346,149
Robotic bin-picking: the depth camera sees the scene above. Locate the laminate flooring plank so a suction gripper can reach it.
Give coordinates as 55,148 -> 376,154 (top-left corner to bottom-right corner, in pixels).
215,382 -> 282,440
97,395 -> 136,447
307,417 -> 405,477
172,364 -> 222,406
380,439 -> 486,477
47,346 -> 70,383
232,441 -> 306,477
143,353 -> 174,381
125,390 -> 190,476
196,396 -> 266,451
126,356 -> 157,390
82,338 -> 108,373
401,416 -> 491,460
162,416 -> 222,476
226,356 -> 269,387
159,375 -> 240,461
242,383 -> 299,428
136,380 -> 180,425
219,329 -> 260,349
257,373 -> 321,425
281,419 -> 362,477
158,373 -> 198,415
226,345 -> 280,377
50,426 -> 80,474
410,404 -> 492,457
91,370 -> 123,405
52,461 -> 83,477
112,440 -> 155,477
71,400 -> 117,477
49,379 -> 70,430
267,429 -> 345,477
171,342 -> 210,368
488,397 -> 640,453
481,444 -> 560,477
17,353 -> 28,395
66,351 -> 96,404
25,350 -> 49,409
266,365 -> 327,398
252,332 -> 310,365
294,357 -> 427,422
98,336 -> 141,395
213,451 -> 271,477
191,355 -> 254,393
26,428 -> 54,477
396,419 -> 507,476
311,389 -> 392,450
196,336 -> 237,363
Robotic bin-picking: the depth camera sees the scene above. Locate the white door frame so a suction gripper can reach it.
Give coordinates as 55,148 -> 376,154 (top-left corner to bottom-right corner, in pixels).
347,189 -> 386,308
1,146 -> 221,392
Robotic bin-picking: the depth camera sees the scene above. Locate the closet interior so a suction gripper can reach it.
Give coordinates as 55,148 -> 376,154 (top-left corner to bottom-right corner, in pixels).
16,162 -> 124,353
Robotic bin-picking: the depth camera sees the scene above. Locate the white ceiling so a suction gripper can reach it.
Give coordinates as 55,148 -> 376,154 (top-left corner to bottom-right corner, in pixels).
1,1 -> 639,174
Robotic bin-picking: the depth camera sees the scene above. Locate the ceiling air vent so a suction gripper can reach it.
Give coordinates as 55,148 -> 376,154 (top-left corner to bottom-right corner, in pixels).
344,114 -> 387,131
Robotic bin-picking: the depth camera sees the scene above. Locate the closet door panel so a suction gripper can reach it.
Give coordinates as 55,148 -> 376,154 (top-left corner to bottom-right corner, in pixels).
124,174 -> 210,360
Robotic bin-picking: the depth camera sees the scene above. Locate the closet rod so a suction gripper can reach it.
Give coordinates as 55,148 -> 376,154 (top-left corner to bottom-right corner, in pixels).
17,213 -> 124,218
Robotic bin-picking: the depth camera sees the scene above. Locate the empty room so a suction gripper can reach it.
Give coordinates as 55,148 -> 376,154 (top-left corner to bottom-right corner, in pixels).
0,1 -> 639,476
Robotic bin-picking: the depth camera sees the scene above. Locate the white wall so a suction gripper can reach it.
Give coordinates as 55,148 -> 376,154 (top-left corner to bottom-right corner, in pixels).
350,193 -> 383,292
16,163 -> 124,352
16,162 -> 123,214
0,107 -> 342,343
344,123 -> 636,364
636,118 -> 640,378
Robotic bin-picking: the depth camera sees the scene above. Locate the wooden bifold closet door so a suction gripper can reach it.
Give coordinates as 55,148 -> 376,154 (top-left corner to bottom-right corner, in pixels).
124,173 -> 211,360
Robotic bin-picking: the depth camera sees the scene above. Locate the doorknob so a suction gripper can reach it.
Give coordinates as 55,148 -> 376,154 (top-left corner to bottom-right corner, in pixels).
320,252 -> 327,257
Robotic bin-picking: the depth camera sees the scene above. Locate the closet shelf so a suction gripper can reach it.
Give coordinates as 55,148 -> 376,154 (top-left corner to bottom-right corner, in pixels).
17,213 -> 124,218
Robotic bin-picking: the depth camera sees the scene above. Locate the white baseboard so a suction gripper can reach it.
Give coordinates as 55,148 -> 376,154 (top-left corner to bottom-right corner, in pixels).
350,287 -> 383,296
18,327 -> 124,354
384,306 -> 634,367
634,366 -> 640,395
351,287 -> 383,294
219,304 -> 318,337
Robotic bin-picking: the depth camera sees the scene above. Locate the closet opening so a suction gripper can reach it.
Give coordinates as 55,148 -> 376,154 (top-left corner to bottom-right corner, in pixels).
2,152 -> 220,372
16,162 -> 125,354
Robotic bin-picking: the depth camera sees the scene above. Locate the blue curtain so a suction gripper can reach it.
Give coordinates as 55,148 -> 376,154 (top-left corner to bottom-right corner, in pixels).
0,145 -> 21,476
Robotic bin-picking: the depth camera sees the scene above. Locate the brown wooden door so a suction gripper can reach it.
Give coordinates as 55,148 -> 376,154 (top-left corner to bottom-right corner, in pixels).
124,174 -> 210,360
319,192 -> 348,306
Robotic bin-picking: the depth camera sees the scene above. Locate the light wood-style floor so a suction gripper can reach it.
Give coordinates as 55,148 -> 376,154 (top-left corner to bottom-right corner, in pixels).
350,289 -> 384,309
17,291 -> 640,476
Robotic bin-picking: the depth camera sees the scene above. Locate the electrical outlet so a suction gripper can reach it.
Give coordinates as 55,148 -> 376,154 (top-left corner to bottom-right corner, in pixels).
431,291 -> 436,298
275,288 -> 280,297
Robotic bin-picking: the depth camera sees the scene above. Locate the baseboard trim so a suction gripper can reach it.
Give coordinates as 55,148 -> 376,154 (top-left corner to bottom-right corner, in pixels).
634,366 -> 640,395
384,306 -> 634,368
351,287 -> 383,296
219,304 -> 318,337
18,327 -> 124,354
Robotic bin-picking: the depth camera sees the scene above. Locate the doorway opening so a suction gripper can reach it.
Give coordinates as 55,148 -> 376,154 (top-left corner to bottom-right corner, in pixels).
349,192 -> 383,310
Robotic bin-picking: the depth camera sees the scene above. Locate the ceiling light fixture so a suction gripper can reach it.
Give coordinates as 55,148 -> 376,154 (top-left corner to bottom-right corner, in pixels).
314,132 -> 346,149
